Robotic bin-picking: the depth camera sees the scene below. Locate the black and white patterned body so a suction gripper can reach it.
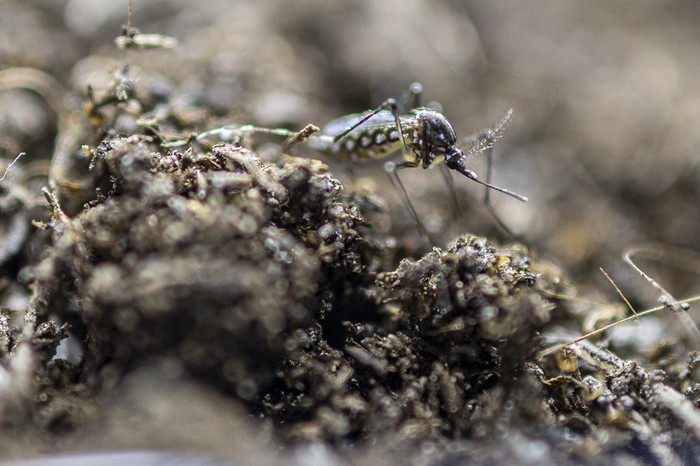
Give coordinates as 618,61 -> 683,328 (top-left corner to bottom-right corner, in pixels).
310,108 -> 458,169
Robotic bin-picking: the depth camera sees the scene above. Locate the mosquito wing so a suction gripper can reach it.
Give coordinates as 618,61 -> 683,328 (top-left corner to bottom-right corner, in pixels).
320,109 -> 402,138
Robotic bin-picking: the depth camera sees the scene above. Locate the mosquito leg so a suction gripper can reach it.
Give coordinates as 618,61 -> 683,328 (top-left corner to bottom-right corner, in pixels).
456,127 -> 514,236
399,82 -> 424,109
481,142 -> 514,235
331,82 -> 423,149
385,160 -> 432,250
332,91 -> 427,247
333,98 -> 414,166
333,99 -> 398,142
482,135 -> 494,208
461,125 -> 500,206
438,163 -> 466,233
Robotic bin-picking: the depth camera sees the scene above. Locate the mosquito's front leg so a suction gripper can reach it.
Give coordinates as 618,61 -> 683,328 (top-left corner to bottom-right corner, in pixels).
438,163 -> 466,233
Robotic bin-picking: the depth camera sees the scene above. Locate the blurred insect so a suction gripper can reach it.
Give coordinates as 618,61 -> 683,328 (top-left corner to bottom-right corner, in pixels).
174,83 -> 528,243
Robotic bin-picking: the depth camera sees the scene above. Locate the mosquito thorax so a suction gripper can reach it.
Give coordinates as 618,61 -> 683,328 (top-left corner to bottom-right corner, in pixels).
412,110 -> 458,168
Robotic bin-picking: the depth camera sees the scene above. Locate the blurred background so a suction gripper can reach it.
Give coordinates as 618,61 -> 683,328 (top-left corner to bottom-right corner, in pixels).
2,0 -> 700,315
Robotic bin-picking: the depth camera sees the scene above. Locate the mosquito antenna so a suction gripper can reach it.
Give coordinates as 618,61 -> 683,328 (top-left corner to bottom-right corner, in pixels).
461,109 -> 513,156
449,109 -> 526,201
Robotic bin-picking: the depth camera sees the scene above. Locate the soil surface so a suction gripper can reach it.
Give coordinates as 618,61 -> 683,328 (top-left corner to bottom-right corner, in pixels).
1,2 -> 700,465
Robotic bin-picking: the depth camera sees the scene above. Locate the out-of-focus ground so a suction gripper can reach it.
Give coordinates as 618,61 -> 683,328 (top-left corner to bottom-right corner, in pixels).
2,1 -> 700,464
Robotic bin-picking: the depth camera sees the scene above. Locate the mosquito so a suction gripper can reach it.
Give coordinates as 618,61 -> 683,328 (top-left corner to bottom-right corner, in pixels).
181,83 -> 528,244
312,83 -> 526,238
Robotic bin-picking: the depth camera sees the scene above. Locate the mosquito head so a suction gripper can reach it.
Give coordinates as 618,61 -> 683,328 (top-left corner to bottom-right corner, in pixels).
444,147 -> 468,171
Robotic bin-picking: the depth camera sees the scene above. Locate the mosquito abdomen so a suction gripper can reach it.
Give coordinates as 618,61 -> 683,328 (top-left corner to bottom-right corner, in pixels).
312,123 -> 407,161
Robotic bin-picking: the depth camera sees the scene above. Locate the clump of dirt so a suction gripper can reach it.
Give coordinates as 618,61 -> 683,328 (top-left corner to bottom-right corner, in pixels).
35,136 -> 377,402
262,236 -> 553,446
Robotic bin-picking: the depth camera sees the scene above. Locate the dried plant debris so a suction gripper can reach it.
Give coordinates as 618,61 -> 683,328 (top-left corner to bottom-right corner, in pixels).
0,308 -> 84,443
534,342 -> 700,465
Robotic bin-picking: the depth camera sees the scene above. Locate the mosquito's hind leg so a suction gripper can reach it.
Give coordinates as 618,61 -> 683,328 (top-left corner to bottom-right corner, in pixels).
384,160 -> 432,250
336,82 -> 423,145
